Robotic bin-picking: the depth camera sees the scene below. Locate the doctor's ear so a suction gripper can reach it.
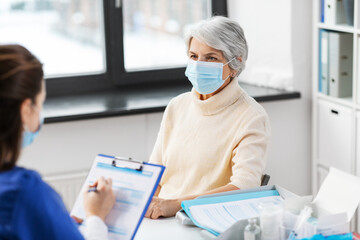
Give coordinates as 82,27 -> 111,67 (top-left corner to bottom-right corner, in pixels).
20,98 -> 33,126
237,57 -> 242,62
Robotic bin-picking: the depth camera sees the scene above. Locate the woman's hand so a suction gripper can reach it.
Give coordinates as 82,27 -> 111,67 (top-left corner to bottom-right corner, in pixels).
83,176 -> 116,221
145,197 -> 182,219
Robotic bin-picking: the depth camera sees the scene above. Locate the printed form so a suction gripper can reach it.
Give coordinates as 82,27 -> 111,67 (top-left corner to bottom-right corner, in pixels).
71,155 -> 164,240
189,195 -> 283,234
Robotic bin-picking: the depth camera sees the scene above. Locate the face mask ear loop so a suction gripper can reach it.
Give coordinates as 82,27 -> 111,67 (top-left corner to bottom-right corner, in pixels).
223,57 -> 236,66
224,57 -> 242,81
222,57 -> 237,81
32,105 -> 43,131
222,74 -> 232,82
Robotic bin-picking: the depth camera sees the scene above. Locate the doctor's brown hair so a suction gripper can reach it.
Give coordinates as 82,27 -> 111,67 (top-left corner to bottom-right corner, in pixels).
0,44 -> 43,171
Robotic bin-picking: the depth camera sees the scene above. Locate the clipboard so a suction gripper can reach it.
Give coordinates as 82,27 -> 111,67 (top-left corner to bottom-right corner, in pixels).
71,154 -> 165,240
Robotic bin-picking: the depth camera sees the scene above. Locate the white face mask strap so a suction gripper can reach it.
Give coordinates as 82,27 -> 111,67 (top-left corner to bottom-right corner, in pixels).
223,57 -> 238,81
224,57 -> 236,66
223,74 -> 231,81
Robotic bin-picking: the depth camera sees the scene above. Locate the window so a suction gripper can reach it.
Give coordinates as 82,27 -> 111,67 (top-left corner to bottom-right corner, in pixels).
0,0 -> 227,96
122,0 -> 211,71
0,0 -> 106,77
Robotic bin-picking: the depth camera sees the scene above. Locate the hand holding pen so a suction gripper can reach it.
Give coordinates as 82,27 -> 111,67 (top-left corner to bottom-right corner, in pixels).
83,176 -> 116,221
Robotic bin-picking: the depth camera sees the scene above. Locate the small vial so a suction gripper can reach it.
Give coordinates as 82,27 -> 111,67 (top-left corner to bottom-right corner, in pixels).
244,218 -> 261,240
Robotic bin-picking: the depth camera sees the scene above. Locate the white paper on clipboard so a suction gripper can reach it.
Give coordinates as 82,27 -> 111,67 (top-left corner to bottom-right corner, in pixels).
70,154 -> 165,240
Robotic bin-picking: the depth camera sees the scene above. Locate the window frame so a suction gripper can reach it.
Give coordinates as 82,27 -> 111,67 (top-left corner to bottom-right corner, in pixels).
45,0 -> 228,97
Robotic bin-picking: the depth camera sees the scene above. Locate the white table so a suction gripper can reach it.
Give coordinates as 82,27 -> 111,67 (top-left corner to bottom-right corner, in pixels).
134,217 -> 205,240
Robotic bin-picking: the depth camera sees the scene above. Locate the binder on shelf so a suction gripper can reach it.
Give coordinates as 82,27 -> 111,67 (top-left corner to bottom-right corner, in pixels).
324,0 -> 347,25
328,32 -> 353,98
71,154 -> 165,240
324,0 -> 336,25
321,0 -> 325,23
319,29 -> 329,95
343,0 -> 354,26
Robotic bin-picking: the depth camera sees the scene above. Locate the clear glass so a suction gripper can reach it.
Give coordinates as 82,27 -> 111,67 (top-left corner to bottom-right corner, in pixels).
123,0 -> 212,71
244,218 -> 261,240
0,0 -> 106,78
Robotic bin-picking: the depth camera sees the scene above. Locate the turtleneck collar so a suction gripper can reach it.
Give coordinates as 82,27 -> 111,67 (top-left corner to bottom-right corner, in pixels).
191,79 -> 244,116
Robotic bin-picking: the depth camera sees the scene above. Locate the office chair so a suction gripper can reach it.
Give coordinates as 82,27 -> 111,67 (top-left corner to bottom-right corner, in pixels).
261,174 -> 270,186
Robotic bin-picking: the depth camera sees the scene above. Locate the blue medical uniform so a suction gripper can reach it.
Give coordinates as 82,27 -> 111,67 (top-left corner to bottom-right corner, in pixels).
0,166 -> 84,240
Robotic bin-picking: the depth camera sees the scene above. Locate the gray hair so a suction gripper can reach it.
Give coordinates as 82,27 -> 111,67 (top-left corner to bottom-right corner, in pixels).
185,16 -> 248,77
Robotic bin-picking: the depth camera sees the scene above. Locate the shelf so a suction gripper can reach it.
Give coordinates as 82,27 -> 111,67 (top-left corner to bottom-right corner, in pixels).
317,93 -> 353,108
44,82 -> 301,123
314,0 -> 360,231
317,23 -> 355,33
317,93 -> 360,111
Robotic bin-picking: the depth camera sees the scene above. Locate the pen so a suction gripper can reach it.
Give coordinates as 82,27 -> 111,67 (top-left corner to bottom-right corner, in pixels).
88,187 -> 97,193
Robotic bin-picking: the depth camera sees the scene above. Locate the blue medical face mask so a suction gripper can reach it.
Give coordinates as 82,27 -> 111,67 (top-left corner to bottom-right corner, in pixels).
185,58 -> 235,95
22,107 -> 44,148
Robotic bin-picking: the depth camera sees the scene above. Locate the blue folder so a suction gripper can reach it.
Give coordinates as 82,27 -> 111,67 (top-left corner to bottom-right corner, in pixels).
181,189 -> 280,236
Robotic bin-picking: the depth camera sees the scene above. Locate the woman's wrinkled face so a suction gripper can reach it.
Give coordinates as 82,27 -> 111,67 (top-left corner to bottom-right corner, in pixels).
188,37 -> 235,81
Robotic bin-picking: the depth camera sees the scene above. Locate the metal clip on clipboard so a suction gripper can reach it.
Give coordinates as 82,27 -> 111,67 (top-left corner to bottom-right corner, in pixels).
112,156 -> 143,171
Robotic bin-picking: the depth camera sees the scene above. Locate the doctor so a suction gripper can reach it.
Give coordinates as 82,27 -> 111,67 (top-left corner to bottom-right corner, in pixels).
0,44 -> 115,239
146,16 -> 270,219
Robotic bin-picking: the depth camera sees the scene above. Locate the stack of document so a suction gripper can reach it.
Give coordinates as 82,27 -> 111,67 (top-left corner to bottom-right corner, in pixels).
181,190 -> 282,236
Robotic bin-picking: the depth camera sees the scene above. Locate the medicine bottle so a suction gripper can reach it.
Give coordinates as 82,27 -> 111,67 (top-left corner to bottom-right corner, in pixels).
244,218 -> 261,240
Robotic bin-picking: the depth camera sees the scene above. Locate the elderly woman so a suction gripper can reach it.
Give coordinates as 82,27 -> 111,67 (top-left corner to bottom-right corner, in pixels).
145,16 -> 270,219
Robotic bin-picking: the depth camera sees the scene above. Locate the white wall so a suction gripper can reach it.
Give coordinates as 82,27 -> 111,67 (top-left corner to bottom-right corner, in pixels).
20,0 -> 313,196
228,0 -> 313,195
230,0 -> 294,90
19,113 -> 163,175
262,99 -> 312,195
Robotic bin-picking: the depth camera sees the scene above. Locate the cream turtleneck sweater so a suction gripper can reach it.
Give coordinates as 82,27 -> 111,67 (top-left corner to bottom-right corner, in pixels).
149,79 -> 271,199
